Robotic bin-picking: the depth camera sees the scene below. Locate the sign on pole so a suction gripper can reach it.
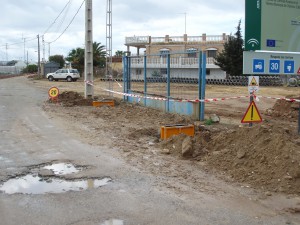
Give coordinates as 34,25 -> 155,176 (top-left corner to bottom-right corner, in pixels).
48,87 -> 59,99
241,101 -> 262,123
248,76 -> 259,94
243,51 -> 300,75
245,0 -> 300,52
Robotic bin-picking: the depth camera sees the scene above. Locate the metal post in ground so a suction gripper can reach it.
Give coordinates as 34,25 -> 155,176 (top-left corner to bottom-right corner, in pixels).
144,55 -> 147,106
198,51 -> 202,121
298,102 -> 300,134
200,52 -> 206,121
249,92 -> 253,127
166,53 -> 171,113
122,55 -> 127,101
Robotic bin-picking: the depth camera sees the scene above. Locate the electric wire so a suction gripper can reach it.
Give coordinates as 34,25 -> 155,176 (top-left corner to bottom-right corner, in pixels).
54,1 -> 72,33
49,0 -> 85,44
0,36 -> 37,48
43,0 -> 72,35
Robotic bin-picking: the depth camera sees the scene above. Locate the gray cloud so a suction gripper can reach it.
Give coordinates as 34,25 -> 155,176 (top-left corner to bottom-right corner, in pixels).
0,0 -> 245,61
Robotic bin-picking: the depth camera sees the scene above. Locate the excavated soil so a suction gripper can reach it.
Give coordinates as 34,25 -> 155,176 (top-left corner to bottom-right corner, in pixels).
45,89 -> 300,196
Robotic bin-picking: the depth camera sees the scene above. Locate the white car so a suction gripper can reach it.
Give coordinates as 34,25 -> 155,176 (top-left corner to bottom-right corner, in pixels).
46,68 -> 80,82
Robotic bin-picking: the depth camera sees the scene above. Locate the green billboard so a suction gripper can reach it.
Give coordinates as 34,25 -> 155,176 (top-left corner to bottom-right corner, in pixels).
245,0 -> 300,52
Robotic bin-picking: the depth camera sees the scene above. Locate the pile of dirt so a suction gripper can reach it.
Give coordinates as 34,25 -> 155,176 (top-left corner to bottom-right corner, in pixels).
159,122 -> 300,195
49,91 -> 93,107
266,96 -> 300,120
48,91 -> 300,195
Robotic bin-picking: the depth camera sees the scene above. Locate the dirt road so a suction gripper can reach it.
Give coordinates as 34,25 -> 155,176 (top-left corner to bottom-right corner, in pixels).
0,76 -> 300,225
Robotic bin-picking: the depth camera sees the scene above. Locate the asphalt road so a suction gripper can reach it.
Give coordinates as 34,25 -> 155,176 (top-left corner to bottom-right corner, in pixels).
0,77 -> 299,225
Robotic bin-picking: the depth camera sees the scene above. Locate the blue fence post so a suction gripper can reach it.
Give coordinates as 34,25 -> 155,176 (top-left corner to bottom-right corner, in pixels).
198,52 -> 202,120
127,55 -> 131,94
167,53 -> 171,113
122,55 -> 127,101
144,55 -> 147,106
200,52 -> 207,121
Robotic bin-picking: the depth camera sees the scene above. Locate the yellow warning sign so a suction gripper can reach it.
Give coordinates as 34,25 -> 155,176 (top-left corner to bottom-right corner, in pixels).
241,101 -> 262,123
249,77 -> 258,86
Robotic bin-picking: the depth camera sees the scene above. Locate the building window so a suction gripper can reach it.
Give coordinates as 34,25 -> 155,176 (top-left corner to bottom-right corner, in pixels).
160,48 -> 170,58
136,69 -> 142,75
206,69 -> 211,75
160,68 -> 167,75
187,48 -> 197,58
206,48 -> 217,58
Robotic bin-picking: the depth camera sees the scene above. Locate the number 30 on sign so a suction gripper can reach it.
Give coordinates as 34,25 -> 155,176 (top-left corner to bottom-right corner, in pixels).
48,87 -> 59,99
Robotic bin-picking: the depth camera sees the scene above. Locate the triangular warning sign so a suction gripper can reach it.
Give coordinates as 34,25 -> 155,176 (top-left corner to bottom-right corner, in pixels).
241,101 -> 262,123
249,77 -> 258,86
297,67 -> 300,74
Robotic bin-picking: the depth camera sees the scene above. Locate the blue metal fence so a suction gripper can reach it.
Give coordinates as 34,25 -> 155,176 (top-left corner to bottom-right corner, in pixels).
122,51 -> 207,120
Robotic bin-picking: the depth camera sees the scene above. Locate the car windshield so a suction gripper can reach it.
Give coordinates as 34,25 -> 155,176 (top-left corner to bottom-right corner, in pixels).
70,69 -> 79,73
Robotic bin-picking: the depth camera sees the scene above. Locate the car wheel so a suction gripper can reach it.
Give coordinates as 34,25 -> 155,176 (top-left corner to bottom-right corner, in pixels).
48,76 -> 54,81
66,76 -> 72,82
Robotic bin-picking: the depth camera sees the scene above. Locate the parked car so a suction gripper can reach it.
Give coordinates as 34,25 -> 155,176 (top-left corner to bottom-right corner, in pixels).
46,68 -> 80,82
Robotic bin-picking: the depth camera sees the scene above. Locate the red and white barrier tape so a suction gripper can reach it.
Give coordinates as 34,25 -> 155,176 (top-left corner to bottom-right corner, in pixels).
82,81 -> 299,103
103,89 -> 300,103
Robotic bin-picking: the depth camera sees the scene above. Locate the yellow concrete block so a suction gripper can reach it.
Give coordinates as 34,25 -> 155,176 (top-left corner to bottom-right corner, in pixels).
92,101 -> 115,107
160,124 -> 195,140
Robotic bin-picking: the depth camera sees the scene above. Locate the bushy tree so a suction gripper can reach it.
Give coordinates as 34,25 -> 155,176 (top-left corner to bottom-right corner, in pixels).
214,20 -> 244,76
49,55 -> 65,68
23,64 -> 38,73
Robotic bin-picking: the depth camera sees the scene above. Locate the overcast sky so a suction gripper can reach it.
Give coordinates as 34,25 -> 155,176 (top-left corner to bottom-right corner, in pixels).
0,0 -> 245,62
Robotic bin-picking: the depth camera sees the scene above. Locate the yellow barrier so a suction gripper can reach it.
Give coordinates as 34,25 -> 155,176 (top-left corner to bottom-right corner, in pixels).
92,101 -> 115,107
160,124 -> 195,140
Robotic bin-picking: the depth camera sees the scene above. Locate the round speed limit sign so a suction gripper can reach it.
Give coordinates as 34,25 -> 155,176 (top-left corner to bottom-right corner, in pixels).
48,87 -> 59,99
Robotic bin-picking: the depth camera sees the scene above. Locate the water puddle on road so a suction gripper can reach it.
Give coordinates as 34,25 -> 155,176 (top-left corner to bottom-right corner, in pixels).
43,163 -> 81,175
101,219 -> 124,225
0,162 -> 112,194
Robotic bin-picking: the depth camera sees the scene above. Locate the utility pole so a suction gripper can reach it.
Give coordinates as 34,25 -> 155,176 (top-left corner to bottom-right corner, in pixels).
84,0 -> 93,98
5,43 -> 8,62
42,35 -> 45,62
106,0 -> 113,95
37,34 -> 41,77
48,42 -> 51,59
22,34 -> 26,63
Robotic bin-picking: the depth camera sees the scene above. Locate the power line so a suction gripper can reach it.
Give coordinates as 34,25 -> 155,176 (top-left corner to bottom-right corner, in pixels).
0,36 -> 37,48
49,0 -> 85,44
43,0 -> 72,35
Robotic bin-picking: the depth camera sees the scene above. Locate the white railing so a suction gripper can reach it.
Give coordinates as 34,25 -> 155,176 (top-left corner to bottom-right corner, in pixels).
125,34 -> 227,45
130,56 -> 216,67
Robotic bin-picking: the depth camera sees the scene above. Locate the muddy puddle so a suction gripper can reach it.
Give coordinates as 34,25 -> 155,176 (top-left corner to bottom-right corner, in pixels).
43,162 -> 81,175
101,219 -> 124,225
0,162 -> 112,194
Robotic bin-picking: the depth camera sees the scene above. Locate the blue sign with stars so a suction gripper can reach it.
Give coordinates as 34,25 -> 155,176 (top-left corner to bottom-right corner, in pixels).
284,60 -> 294,74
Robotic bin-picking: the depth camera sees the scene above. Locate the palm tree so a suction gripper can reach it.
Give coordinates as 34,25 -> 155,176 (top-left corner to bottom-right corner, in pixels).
66,42 -> 106,74
114,50 -> 124,57
93,42 -> 106,68
65,47 -> 84,73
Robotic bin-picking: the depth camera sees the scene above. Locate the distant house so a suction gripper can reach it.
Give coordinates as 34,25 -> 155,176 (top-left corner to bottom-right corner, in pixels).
124,33 -> 228,80
0,60 -> 26,74
41,61 -> 60,77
